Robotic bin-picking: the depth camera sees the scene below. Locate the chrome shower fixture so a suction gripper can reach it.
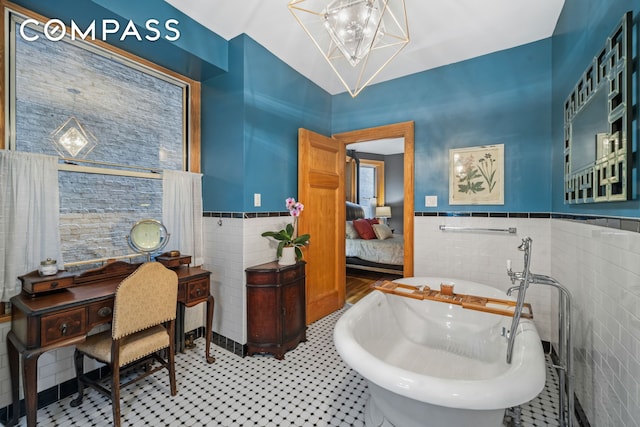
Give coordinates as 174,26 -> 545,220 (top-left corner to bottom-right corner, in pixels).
504,237 -> 574,427
517,237 -> 531,251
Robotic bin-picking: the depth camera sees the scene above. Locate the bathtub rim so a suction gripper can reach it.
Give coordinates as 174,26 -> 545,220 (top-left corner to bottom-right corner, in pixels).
334,277 -> 547,411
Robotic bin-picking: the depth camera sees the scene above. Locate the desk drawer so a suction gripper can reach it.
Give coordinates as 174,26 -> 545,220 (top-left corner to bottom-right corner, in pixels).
87,300 -> 114,328
30,276 -> 75,294
186,278 -> 209,304
41,308 -> 86,346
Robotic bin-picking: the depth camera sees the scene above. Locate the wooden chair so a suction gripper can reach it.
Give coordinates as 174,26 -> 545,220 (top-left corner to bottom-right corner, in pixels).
70,262 -> 179,426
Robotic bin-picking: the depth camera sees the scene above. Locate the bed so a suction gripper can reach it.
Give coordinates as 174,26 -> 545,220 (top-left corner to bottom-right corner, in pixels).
345,201 -> 404,274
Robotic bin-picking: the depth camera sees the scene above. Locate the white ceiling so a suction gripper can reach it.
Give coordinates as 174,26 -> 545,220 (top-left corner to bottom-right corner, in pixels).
164,0 -> 565,95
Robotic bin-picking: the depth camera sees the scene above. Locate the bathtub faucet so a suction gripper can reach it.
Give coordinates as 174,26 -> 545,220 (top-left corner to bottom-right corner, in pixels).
506,284 -> 520,296
505,237 -> 533,365
505,237 -> 575,426
506,237 -> 532,285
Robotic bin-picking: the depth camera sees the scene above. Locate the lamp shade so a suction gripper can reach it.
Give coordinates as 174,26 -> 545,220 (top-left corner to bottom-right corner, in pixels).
375,206 -> 392,218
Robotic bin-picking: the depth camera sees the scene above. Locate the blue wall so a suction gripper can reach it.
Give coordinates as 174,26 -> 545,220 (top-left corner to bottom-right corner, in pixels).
333,39 -> 553,213
551,0 -> 640,216
201,37 -> 246,213
202,35 -> 332,212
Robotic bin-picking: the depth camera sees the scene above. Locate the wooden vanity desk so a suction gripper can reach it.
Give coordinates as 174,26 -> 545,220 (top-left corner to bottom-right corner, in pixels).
7,261 -> 214,427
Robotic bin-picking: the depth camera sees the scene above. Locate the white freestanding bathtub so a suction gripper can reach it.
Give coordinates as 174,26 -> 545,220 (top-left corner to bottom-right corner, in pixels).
334,277 -> 546,427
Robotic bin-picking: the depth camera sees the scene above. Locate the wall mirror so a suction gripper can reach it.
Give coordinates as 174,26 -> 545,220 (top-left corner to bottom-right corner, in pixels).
564,11 -> 632,204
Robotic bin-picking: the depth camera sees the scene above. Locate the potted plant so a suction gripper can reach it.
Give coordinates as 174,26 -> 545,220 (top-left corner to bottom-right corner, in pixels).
262,198 -> 310,265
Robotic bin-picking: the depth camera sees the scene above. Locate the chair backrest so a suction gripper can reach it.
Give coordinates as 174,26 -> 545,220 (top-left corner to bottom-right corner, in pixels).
111,262 -> 178,340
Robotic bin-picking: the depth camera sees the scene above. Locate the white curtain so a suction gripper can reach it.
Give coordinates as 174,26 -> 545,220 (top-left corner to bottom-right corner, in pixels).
0,151 -> 63,301
162,170 -> 204,266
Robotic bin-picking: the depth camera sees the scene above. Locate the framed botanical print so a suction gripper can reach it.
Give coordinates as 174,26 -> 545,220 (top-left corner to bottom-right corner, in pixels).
449,144 -> 504,205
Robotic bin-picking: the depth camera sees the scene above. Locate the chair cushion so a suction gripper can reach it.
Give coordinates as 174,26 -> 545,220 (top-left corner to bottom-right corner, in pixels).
77,325 -> 170,367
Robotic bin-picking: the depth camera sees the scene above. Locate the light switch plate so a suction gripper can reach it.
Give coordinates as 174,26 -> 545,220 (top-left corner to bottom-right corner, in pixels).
254,193 -> 261,207
425,195 -> 438,207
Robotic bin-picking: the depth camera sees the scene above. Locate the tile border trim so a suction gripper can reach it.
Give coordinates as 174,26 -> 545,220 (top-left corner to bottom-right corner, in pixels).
413,211 -> 640,233
204,211 -> 289,219
205,211 -> 640,234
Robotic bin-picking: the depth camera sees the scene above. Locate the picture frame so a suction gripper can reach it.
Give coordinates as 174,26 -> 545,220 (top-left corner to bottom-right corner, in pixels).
449,144 -> 504,205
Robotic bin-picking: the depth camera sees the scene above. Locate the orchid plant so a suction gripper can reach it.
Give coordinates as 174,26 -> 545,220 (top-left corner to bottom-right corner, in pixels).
261,198 -> 311,260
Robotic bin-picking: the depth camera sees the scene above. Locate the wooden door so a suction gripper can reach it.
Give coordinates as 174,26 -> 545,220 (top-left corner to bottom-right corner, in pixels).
298,129 -> 345,324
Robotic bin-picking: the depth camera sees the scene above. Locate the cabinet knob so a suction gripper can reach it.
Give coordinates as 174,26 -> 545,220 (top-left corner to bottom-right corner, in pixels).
97,307 -> 112,317
59,323 -> 68,335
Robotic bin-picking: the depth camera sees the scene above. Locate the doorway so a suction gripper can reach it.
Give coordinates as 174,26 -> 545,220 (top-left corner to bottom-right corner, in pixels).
297,122 -> 414,322
333,121 -> 415,277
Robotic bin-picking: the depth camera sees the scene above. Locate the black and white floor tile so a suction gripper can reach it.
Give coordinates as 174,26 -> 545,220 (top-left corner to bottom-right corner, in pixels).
24,308 -> 566,426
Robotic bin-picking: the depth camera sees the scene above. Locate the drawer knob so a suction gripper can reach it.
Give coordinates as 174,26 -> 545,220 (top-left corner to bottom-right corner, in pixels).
196,288 -> 202,296
97,307 -> 112,317
50,281 -> 59,289
59,323 -> 68,335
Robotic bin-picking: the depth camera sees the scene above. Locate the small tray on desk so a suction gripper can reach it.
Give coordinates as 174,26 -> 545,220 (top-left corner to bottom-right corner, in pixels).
156,252 -> 191,268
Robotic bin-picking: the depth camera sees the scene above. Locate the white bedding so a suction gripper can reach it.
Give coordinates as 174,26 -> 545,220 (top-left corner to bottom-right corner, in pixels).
345,234 -> 404,265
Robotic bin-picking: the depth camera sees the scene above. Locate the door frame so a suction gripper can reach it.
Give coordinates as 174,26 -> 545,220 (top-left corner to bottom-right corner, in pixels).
332,121 -> 414,277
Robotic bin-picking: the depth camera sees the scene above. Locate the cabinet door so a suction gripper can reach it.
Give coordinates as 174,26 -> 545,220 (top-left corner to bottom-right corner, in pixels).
281,279 -> 305,343
247,286 -> 280,344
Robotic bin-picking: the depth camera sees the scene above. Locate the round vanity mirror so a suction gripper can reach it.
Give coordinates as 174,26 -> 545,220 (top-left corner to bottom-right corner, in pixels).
127,219 -> 169,259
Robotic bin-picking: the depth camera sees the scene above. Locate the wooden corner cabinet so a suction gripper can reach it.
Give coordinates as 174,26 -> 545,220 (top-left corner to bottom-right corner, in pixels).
245,261 -> 306,359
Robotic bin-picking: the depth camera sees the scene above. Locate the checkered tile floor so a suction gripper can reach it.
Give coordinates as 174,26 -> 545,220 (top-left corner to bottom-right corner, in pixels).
22,308 -> 568,426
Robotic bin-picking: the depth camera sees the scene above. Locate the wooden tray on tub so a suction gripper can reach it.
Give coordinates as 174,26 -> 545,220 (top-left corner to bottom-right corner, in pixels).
372,281 -> 533,319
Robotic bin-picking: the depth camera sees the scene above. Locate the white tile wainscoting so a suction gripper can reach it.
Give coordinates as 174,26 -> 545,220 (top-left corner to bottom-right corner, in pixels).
550,219 -> 640,427
202,213 -> 297,345
414,215 -> 553,341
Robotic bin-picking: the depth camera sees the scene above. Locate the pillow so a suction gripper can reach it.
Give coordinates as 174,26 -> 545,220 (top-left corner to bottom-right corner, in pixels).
345,221 -> 360,239
352,219 -> 376,240
365,218 -> 379,225
372,223 -> 393,240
